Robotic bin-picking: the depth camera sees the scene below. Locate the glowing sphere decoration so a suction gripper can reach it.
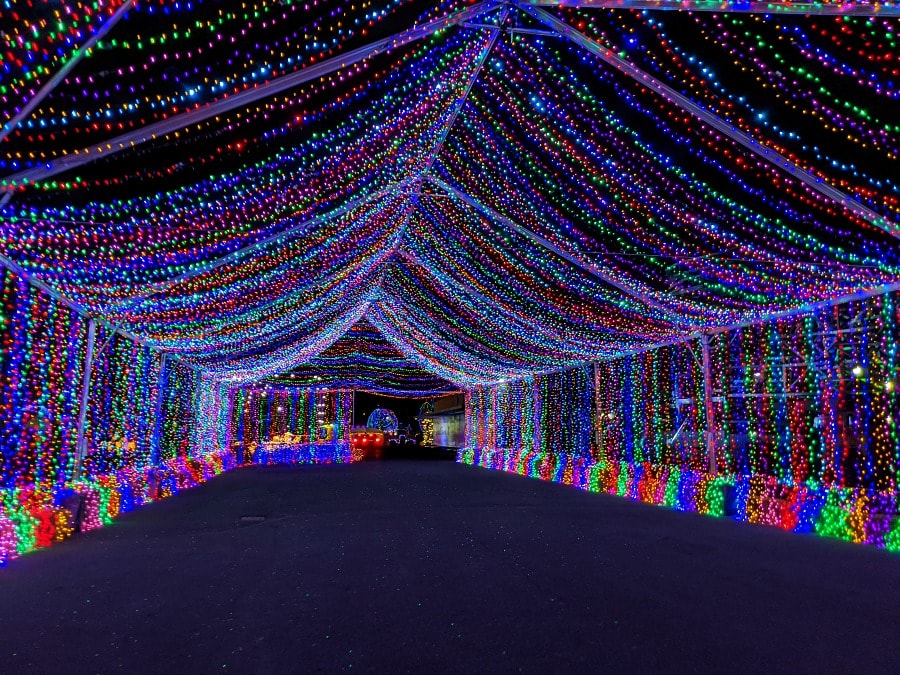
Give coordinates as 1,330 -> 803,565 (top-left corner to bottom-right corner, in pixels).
367,409 -> 398,435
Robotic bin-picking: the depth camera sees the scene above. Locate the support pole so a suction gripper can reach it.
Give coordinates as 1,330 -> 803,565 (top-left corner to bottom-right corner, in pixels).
150,352 -> 168,466
224,386 -> 235,461
73,318 -> 97,479
700,333 -> 717,476
593,362 -> 603,459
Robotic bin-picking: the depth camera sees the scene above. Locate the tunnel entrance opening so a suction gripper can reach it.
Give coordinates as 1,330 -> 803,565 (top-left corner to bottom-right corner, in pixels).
351,391 -> 461,461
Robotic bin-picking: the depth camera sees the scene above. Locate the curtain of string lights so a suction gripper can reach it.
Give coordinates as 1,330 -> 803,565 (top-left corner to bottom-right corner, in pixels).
1,0 -> 900,562
462,290 -> 900,548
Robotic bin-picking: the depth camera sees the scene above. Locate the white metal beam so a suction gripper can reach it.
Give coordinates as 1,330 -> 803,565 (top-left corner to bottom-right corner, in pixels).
700,332 -> 717,475
703,280 -> 900,335
0,252 -> 208,372
150,352 -> 168,466
0,250 -> 150,346
498,277 -> 900,386
367,8 -> 508,301
518,0 -> 900,16
0,0 -> 500,194
422,7 -> 510,177
517,4 -> 899,238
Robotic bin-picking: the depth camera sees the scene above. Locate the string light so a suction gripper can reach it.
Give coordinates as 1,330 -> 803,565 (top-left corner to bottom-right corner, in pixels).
263,317 -> 459,396
462,291 -> 900,550
2,2 -> 900,564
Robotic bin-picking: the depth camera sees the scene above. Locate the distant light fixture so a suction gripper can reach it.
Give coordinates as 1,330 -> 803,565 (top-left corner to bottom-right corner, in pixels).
886,380 -> 894,392
852,365 -> 864,378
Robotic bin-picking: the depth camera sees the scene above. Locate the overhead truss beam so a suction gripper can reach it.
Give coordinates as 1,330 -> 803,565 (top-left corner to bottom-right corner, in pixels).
422,7 -> 510,178
95,180 -> 412,363
0,0 -> 500,194
488,278 -> 900,389
517,4 -> 899,239
702,280 -> 900,335
105,181 -> 411,314
0,0 -> 135,147
0,251 -> 206,373
518,0 -> 900,16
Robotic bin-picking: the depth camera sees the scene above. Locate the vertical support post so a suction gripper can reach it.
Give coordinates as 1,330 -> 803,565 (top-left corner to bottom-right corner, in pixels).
464,390 -> 471,449
74,318 -> 96,479
0,1 -> 500,196
591,362 -> 601,460
700,333 -> 717,476
150,352 -> 168,466
351,389 -> 356,430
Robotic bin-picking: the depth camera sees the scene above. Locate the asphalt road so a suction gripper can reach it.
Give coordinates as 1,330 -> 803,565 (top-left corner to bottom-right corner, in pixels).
2,461 -> 899,673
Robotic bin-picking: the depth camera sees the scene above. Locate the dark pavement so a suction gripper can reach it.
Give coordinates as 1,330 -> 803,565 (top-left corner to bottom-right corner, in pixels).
1,461 -> 899,674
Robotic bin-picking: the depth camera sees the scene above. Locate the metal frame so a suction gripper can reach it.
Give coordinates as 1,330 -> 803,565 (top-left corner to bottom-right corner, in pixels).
426,175 -> 693,323
3,0 -> 898,395
0,1 -> 135,148
0,0 -> 500,194
0,0 -> 503,373
517,3 -> 898,238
